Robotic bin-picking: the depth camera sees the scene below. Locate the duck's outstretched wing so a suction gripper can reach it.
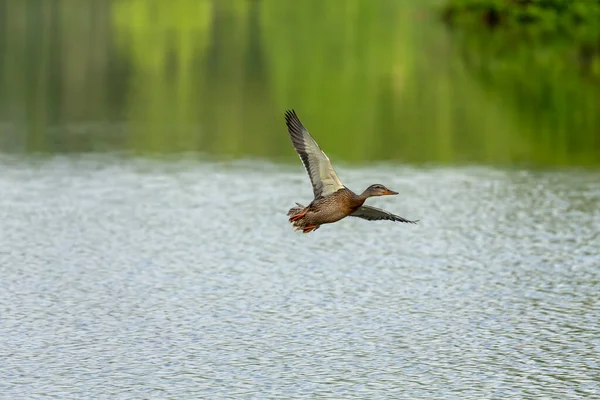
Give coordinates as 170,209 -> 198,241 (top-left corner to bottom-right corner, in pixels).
285,110 -> 344,199
350,205 -> 419,224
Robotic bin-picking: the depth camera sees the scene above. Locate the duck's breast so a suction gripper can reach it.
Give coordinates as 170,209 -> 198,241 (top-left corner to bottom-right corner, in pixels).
311,189 -> 364,224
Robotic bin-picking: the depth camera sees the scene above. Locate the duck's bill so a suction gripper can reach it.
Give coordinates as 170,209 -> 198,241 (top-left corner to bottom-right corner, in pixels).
384,189 -> 398,195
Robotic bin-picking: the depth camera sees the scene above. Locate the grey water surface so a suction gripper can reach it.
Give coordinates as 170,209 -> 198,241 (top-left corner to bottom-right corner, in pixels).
1,155 -> 599,399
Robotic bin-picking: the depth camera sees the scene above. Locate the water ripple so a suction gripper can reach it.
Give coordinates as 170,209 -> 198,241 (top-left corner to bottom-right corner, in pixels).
0,156 -> 599,399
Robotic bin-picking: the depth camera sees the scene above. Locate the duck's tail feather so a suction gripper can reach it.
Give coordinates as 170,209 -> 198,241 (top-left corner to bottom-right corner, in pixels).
288,203 -> 309,231
287,202 -> 306,217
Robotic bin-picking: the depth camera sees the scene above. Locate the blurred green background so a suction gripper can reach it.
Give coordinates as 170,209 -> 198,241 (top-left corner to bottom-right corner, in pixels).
0,0 -> 598,167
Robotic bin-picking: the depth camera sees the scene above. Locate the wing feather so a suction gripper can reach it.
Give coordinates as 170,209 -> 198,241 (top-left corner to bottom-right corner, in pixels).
350,205 -> 419,224
285,110 -> 344,199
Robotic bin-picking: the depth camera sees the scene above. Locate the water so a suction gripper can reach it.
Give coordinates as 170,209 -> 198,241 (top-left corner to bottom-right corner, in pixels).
1,155 -> 599,399
0,0 -> 598,165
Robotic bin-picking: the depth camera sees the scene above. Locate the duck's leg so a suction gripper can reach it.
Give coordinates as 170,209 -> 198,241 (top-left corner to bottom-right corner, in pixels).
302,224 -> 319,233
289,209 -> 308,222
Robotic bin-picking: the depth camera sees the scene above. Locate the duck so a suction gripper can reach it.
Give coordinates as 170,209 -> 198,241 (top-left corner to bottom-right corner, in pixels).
285,109 -> 418,233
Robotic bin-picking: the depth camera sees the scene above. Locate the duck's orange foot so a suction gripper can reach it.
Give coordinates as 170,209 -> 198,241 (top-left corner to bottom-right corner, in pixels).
302,225 -> 319,234
289,210 -> 307,222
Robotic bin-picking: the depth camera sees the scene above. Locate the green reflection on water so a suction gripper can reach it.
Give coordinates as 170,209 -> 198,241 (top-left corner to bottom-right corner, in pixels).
0,0 -> 598,167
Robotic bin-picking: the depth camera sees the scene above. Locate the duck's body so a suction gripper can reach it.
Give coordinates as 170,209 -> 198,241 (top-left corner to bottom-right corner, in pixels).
284,109 -> 418,233
287,188 -> 365,232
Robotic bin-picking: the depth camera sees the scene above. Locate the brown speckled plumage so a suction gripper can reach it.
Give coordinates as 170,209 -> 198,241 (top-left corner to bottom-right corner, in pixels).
284,110 -> 418,233
287,188 -> 365,232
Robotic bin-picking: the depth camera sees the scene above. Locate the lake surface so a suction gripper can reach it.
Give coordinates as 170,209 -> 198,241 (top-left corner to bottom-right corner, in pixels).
0,0 -> 599,165
1,155 -> 599,399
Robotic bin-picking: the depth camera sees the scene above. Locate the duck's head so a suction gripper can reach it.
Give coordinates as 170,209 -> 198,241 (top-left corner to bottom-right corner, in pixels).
361,184 -> 398,198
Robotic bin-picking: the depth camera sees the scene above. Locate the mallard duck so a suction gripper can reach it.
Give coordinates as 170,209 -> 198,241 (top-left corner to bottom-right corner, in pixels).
285,110 -> 418,233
